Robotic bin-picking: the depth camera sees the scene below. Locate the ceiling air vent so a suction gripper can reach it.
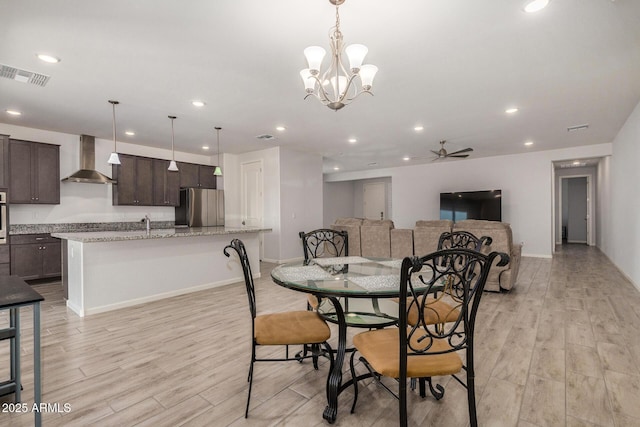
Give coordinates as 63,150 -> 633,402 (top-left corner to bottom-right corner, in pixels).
567,124 -> 589,132
256,134 -> 275,140
0,64 -> 51,87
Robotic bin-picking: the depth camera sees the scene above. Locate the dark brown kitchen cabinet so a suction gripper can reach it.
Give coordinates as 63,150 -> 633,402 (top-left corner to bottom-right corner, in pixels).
0,245 -> 10,276
112,154 -> 154,205
10,234 -> 61,280
8,139 -> 60,204
0,134 -> 8,188
152,159 -> 180,206
178,162 -> 217,189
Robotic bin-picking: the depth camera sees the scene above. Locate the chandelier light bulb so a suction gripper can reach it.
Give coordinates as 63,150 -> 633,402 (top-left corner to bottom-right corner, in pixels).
345,44 -> 368,72
359,64 -> 378,90
299,69 -> 316,93
304,46 -> 326,74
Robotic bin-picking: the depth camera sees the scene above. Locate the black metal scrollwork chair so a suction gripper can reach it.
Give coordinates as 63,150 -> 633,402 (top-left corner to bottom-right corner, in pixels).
299,229 -> 397,329
349,248 -> 509,427
415,231 -> 493,327
224,238 -> 334,418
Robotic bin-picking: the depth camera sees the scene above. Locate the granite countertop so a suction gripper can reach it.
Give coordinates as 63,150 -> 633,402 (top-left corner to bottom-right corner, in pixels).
51,226 -> 271,242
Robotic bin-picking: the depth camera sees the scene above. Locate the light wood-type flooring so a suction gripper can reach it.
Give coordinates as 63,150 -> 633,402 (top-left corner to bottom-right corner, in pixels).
1,244 -> 640,426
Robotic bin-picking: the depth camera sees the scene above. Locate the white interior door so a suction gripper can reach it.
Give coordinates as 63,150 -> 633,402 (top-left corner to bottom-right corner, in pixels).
241,160 -> 264,257
363,182 -> 386,220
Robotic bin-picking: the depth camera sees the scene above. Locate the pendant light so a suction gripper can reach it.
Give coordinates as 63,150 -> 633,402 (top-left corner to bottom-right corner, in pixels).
107,100 -> 121,165
168,115 -> 179,171
213,126 -> 222,176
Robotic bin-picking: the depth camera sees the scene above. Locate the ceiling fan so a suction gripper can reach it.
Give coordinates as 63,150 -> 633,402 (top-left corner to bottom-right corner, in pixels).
431,140 -> 473,160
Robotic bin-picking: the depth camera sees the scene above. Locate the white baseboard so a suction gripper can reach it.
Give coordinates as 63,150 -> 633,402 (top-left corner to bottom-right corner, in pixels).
522,253 -> 553,259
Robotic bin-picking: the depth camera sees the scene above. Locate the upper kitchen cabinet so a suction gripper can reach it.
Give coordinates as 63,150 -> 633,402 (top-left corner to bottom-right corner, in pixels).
178,162 -> 217,189
9,139 -> 60,204
112,154 -> 154,205
152,159 -> 180,206
0,134 -> 8,188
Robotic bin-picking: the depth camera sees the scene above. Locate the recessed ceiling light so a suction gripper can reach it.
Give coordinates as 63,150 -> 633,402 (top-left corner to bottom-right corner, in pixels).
202,145 -> 210,150
36,54 -> 60,63
5,110 -> 21,116
524,0 -> 549,13
524,141 -> 533,146
191,100 -> 206,107
505,107 -> 519,114
276,126 -> 286,131
333,166 -> 340,171
414,126 -> 424,131
125,131 -> 135,136
403,156 -> 411,161
348,138 -> 357,143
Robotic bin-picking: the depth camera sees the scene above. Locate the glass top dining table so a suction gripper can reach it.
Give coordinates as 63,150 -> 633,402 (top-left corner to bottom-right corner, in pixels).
270,255 -> 433,423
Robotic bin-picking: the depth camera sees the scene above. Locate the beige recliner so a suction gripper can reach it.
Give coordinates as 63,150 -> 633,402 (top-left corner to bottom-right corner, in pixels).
331,218 -> 364,256
453,220 -> 521,291
360,219 -> 394,258
413,220 -> 453,257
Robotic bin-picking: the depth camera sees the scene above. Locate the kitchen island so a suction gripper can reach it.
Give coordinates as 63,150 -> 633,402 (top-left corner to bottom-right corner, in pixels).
52,226 -> 270,317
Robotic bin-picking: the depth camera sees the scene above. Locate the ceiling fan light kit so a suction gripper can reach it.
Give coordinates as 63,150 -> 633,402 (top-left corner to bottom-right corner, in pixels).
300,0 -> 378,111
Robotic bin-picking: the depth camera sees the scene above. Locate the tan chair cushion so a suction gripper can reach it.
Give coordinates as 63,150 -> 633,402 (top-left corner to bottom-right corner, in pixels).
353,328 -> 463,378
407,297 -> 461,326
255,311 -> 330,345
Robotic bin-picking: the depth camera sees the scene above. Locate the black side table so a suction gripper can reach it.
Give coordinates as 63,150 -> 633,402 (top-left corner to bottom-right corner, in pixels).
0,275 -> 44,426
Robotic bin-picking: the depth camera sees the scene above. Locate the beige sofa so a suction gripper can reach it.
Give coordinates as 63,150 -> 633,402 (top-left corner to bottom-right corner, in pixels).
331,217 -> 521,292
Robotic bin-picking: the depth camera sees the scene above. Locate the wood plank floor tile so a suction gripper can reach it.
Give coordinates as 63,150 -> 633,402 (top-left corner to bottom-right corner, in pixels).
1,244 -> 639,426
566,372 -> 614,426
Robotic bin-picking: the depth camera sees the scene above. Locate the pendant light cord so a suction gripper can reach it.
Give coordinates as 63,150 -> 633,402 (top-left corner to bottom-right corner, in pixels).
169,116 -> 177,161
109,100 -> 119,151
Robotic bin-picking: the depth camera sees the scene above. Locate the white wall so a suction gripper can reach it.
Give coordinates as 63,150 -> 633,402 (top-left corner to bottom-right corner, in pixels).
607,100 -> 640,289
326,143 -> 612,258
596,156 -> 612,252
224,146 -> 323,263
1,124 -> 213,224
278,147 -> 324,262
323,181 -> 356,227
224,147 -> 280,261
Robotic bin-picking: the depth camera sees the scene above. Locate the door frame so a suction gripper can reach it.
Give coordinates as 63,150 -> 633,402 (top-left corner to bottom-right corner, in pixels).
558,174 -> 593,246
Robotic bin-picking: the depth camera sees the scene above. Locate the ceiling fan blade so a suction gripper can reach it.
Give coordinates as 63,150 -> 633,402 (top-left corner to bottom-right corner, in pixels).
448,154 -> 470,158
446,147 -> 473,156
430,150 -> 441,156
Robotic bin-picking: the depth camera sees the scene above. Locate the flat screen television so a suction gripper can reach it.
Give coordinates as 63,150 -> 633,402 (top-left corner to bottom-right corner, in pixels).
440,190 -> 502,222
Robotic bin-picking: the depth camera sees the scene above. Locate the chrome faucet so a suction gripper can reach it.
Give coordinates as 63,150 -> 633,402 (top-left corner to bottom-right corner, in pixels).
143,215 -> 151,235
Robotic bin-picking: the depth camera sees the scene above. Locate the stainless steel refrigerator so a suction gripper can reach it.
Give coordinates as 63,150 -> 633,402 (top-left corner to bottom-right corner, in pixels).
175,188 -> 225,227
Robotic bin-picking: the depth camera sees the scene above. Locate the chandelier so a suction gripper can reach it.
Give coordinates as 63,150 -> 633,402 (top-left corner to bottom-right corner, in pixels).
300,0 -> 378,111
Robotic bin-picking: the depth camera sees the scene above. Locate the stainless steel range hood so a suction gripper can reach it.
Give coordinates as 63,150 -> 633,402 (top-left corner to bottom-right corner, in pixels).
61,135 -> 116,184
